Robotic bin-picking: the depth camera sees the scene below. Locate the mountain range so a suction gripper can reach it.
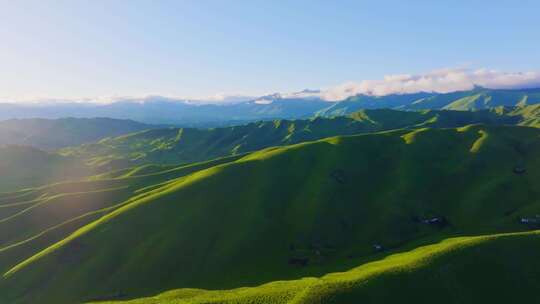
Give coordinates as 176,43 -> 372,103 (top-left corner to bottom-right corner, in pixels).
0,105 -> 537,192
62,105 -> 539,170
0,118 -> 152,150
1,89 -> 540,303
2,87 -> 540,125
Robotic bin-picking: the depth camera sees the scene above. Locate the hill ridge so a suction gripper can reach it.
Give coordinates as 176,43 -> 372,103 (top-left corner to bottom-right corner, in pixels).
89,230 -> 540,304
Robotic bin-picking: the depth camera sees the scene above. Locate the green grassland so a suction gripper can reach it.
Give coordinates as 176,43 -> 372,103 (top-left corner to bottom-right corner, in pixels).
0,124 -> 539,303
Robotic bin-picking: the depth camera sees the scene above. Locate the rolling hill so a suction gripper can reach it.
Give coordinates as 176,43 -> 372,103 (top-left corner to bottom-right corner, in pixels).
505,103 -> 540,127
0,124 -> 539,303
2,107 -> 538,192
62,107 -> 536,168
94,230 -> 540,304
0,117 -> 153,150
0,145 -> 94,192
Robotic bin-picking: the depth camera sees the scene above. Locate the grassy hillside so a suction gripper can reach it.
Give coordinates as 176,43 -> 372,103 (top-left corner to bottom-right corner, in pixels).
0,154 -> 244,270
507,103 -> 540,127
0,117 -> 152,150
61,108 -> 527,168
94,230 -> 540,304
0,145 -> 94,192
442,89 -> 540,110
1,125 -> 539,303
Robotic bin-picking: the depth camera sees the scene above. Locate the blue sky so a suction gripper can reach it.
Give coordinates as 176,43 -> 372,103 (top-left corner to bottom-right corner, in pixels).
1,0 -> 539,101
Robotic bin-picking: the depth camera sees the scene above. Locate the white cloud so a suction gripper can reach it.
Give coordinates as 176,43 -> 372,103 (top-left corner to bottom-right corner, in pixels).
0,94 -> 257,105
2,68 -> 540,104
319,68 -> 540,101
199,93 -> 258,104
281,89 -> 322,100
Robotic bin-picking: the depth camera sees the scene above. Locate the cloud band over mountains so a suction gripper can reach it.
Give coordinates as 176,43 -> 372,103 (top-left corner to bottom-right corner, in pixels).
320,68 -> 540,101
2,68 -> 540,104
